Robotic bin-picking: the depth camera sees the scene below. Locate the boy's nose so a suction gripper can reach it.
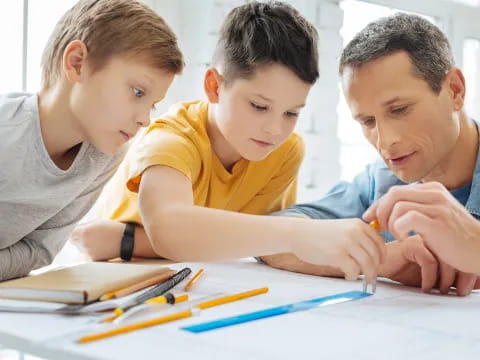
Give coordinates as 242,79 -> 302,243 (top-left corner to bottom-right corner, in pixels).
262,117 -> 282,136
135,113 -> 150,128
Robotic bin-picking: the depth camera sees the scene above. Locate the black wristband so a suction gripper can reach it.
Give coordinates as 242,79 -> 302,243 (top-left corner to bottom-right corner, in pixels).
120,222 -> 135,261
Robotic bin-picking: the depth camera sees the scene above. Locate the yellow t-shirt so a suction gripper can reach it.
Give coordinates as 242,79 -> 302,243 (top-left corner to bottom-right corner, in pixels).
97,100 -> 304,224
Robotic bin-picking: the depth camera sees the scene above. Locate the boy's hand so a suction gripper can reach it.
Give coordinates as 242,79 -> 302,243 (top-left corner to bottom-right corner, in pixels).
364,182 -> 480,274
69,220 -> 123,261
291,218 -> 386,282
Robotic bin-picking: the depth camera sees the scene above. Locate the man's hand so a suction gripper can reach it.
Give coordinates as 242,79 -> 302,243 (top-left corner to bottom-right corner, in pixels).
364,182 -> 480,275
380,236 -> 480,296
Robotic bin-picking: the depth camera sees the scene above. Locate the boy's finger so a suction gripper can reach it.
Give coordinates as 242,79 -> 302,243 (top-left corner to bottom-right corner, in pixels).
341,255 -> 361,281
365,224 -> 387,264
349,242 -> 376,282
358,233 -> 381,268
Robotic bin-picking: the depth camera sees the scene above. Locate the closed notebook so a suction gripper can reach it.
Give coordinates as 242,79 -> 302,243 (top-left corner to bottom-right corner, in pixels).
0,262 -> 173,304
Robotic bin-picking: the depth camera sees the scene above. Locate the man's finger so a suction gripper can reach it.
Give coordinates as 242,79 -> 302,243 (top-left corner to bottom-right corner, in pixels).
363,202 -> 378,223
475,277 -> 480,289
455,272 -> 477,296
393,210 -> 435,242
371,184 -> 450,231
438,261 -> 456,294
403,237 -> 438,292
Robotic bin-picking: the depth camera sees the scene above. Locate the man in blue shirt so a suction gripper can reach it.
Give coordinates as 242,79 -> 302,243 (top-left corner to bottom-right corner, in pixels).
262,13 -> 480,296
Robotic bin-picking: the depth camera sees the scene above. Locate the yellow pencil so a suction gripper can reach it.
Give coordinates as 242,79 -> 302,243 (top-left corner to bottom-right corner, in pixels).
78,286 -> 268,344
196,287 -> 267,310
81,310 -> 193,343
146,293 -> 189,305
100,270 -> 176,300
102,293 -> 189,323
184,269 -> 204,291
369,219 -> 381,231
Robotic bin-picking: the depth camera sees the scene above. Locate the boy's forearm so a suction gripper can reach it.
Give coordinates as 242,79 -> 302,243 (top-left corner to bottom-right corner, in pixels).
133,225 -> 163,258
0,239 -> 52,281
143,205 -> 303,261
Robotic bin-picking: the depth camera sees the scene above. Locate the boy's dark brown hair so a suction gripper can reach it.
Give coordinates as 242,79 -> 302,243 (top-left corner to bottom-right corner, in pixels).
41,0 -> 184,89
212,0 -> 319,85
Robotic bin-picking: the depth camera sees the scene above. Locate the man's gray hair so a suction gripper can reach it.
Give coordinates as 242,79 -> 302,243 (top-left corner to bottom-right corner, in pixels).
339,13 -> 454,93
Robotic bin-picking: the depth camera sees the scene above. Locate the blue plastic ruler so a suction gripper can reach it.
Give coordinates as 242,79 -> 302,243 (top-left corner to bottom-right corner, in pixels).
182,290 -> 371,333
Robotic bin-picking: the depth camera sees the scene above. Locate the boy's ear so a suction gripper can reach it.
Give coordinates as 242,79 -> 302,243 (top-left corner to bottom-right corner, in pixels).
63,40 -> 89,83
204,68 -> 223,103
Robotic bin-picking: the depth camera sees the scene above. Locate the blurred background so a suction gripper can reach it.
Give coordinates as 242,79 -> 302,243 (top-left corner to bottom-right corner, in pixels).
2,0 -> 480,265
2,0 -> 480,201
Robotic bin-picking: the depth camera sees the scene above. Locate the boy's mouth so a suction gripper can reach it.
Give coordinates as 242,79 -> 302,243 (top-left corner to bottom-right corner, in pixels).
251,138 -> 274,148
119,130 -> 133,142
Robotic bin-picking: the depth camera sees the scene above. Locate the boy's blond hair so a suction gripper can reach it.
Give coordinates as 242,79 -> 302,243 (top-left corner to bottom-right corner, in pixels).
41,0 -> 184,89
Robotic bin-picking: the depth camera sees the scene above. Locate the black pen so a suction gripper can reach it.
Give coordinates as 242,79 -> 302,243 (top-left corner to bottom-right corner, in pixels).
105,267 -> 192,321
133,267 -> 192,303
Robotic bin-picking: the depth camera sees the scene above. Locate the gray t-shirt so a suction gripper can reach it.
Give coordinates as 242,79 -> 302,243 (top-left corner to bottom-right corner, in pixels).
0,93 -> 126,280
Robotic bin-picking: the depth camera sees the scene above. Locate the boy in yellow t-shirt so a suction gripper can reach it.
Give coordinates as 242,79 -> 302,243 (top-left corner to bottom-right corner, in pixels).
100,99 -> 303,224
73,1 -> 385,283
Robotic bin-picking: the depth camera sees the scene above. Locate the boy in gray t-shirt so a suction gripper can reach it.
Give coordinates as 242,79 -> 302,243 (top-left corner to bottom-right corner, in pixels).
0,0 -> 184,281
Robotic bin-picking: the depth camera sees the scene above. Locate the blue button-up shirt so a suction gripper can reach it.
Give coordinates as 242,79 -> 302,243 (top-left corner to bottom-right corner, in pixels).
278,137 -> 480,242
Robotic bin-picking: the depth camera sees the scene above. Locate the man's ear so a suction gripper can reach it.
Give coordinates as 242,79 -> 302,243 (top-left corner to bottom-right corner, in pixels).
444,67 -> 466,111
204,68 -> 224,104
62,40 -> 89,83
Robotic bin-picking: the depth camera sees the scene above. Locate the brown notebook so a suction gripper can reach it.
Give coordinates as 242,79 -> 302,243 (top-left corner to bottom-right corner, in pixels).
0,262 -> 173,304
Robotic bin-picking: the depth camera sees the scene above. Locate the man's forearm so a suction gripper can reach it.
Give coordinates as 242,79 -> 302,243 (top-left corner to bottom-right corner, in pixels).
261,241 -> 403,279
260,253 -> 345,277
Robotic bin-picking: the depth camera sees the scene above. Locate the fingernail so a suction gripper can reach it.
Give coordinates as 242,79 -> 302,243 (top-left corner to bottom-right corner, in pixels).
458,286 -> 474,297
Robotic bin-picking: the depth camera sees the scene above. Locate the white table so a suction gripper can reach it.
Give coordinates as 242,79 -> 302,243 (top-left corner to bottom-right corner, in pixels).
0,260 -> 479,360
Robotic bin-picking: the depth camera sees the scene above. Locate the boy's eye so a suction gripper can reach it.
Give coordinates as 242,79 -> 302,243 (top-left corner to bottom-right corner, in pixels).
392,105 -> 408,114
362,118 -> 375,128
285,111 -> 299,118
133,87 -> 145,98
250,102 -> 268,112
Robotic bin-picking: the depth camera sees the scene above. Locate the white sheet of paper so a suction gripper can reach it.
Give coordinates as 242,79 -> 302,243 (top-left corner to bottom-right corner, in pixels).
0,260 -> 479,360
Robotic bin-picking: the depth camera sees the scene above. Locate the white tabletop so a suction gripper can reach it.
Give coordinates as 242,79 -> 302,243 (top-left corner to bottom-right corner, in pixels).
0,259 -> 479,360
